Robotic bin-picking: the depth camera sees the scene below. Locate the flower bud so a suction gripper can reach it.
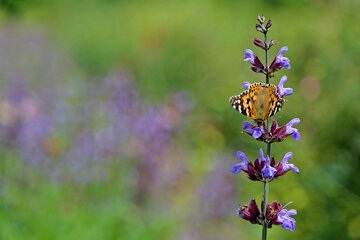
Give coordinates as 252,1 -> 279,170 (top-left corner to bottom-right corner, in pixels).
255,23 -> 265,33
269,40 -> 276,47
253,37 -> 265,48
265,19 -> 272,30
257,15 -> 265,24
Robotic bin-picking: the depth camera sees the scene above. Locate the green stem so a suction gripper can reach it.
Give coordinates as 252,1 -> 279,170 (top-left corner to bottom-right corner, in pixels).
262,180 -> 269,240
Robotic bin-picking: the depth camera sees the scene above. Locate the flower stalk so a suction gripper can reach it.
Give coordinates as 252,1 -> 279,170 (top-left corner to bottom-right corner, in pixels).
263,29 -> 271,240
230,15 -> 300,238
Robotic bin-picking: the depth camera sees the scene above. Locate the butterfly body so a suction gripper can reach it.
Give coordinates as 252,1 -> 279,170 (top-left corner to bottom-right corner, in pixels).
229,83 -> 285,125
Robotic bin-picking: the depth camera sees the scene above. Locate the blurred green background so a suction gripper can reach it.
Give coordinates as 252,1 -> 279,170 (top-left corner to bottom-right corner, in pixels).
0,0 -> 359,239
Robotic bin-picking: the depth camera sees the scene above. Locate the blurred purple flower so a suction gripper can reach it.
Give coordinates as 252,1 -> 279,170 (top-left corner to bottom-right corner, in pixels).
199,158 -> 237,219
0,24 -> 194,188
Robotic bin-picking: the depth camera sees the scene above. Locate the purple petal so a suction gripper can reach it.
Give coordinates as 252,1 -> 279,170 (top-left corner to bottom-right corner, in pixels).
242,121 -> 263,139
275,47 -> 291,69
287,209 -> 297,216
286,164 -> 299,173
262,156 -> 277,178
279,75 -> 287,86
248,198 -> 261,216
277,208 -> 297,231
281,152 -> 299,173
263,165 -> 277,178
244,49 -> 255,64
252,127 -> 263,139
278,75 -> 293,96
277,46 -> 288,56
286,118 -> 300,127
259,148 -> 265,163
283,87 -> 293,96
243,82 -> 251,90
285,118 -> 301,141
232,162 -> 247,174
236,151 -> 250,165
292,129 -> 300,141
282,218 -> 296,231
279,57 -> 291,69
243,121 -> 254,134
282,152 -> 293,163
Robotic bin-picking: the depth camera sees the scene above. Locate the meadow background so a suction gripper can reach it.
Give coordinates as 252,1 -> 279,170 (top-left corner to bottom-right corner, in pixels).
0,0 -> 359,239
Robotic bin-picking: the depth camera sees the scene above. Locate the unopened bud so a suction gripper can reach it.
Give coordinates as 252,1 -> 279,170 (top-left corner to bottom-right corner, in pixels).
265,19 -> 272,30
257,15 -> 265,24
253,37 -> 265,48
269,40 -> 276,47
255,23 -> 265,33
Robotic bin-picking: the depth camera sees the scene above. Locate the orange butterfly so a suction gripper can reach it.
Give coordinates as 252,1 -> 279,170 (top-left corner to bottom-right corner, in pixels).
229,83 -> 285,125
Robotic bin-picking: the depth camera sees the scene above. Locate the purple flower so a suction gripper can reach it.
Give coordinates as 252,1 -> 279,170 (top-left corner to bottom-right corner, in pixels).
237,198 -> 297,231
268,118 -> 301,142
232,148 -> 298,182
277,47 -> 291,69
243,81 -> 251,90
274,152 -> 300,178
244,49 -> 265,73
243,121 -> 264,139
276,207 -> 297,231
238,198 -> 261,224
284,118 -> 301,141
270,46 -> 291,72
277,75 -> 293,97
266,201 -> 297,231
231,151 -> 250,174
262,155 -> 277,178
244,49 -> 256,64
242,118 -> 300,143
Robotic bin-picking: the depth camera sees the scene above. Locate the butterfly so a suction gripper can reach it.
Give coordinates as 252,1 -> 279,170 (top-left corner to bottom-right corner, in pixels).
229,82 -> 285,125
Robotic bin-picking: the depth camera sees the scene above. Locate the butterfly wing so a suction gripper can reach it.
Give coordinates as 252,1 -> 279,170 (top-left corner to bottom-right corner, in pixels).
229,90 -> 256,119
265,84 -> 285,118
